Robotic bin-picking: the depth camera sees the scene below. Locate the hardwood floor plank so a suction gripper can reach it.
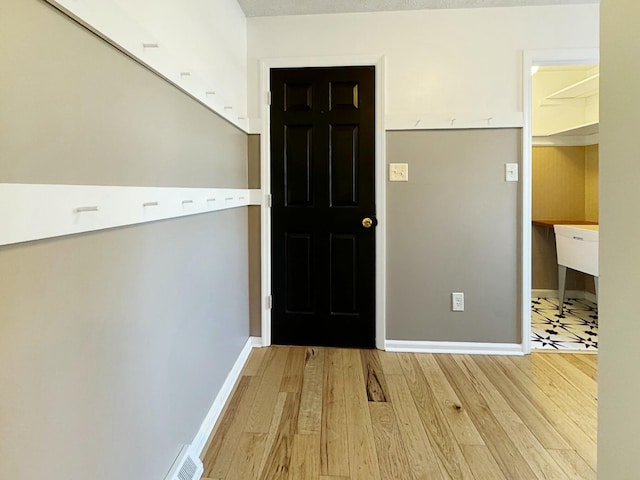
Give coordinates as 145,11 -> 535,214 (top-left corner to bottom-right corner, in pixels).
473,355 -> 570,449
548,449 -> 597,480
453,355 -> 512,412
377,350 -> 404,376
245,347 -> 290,433
537,353 -> 598,402
279,347 -> 306,393
361,350 -> 390,402
319,476 -> 349,480
509,355 -> 597,441
226,433 -> 268,480
243,347 -> 269,376
559,353 -> 598,382
435,354 -> 538,480
397,354 -> 474,479
256,392 -> 288,476
320,348 -> 349,477
369,402 -> 415,480
343,349 -> 382,480
459,445 -> 507,480
415,354 -> 484,447
202,375 -> 261,478
287,434 -> 321,480
385,374 -> 444,479
492,408 -> 570,479
531,355 -> 598,411
492,356 -> 597,470
260,391 -> 300,480
298,347 -> 325,434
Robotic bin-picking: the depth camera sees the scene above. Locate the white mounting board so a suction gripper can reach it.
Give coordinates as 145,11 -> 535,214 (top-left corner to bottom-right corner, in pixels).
0,183 -> 261,246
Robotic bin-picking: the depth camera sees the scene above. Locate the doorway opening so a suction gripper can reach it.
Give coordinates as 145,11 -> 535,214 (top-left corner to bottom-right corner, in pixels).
522,50 -> 599,353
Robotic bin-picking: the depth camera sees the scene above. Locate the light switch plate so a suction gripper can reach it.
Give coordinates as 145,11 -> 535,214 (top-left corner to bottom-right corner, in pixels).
389,163 -> 409,182
505,163 -> 518,182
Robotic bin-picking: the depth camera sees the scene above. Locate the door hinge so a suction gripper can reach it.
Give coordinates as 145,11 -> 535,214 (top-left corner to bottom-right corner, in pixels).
266,194 -> 272,208
267,91 -> 272,105
266,295 -> 273,309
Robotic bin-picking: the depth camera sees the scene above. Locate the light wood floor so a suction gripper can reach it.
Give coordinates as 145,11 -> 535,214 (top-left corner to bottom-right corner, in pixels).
202,347 -> 597,479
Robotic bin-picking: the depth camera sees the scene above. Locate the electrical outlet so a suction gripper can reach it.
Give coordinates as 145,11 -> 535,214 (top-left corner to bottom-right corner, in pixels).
452,292 -> 464,311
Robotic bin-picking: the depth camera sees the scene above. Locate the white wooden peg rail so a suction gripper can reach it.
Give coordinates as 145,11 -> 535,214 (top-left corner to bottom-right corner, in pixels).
0,183 -> 262,246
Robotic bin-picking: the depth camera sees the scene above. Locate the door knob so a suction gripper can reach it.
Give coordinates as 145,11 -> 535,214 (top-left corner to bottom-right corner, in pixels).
362,217 -> 373,228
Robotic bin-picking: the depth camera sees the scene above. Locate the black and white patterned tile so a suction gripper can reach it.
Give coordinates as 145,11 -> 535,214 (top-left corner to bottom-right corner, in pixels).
531,297 -> 598,352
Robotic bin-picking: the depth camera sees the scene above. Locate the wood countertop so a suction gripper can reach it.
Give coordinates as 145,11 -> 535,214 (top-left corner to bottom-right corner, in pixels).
533,220 -> 599,228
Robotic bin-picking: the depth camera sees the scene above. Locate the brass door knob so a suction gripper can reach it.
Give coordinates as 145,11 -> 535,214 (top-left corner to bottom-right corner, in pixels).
362,217 -> 373,228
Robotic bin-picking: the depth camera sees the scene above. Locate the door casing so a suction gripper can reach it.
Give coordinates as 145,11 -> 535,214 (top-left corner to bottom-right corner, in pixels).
258,55 -> 387,349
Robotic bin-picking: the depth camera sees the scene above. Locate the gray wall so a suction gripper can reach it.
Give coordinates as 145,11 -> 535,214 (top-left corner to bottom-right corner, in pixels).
598,1 -> 640,478
0,1 -> 249,479
1,1 -> 246,188
386,129 -> 521,343
247,135 -> 262,337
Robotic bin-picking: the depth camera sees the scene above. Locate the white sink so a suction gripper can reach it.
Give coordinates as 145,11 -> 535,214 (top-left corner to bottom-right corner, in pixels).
553,224 -> 599,313
553,224 -> 599,276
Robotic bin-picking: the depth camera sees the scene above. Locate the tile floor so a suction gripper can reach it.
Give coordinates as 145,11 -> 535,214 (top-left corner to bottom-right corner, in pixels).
531,297 -> 598,352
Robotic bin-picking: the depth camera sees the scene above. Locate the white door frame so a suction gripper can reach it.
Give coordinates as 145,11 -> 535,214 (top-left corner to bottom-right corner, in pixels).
521,48 -> 599,353
259,55 -> 387,349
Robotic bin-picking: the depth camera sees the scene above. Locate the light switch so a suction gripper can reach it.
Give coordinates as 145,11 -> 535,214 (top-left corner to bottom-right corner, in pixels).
505,163 -> 518,182
389,163 -> 409,182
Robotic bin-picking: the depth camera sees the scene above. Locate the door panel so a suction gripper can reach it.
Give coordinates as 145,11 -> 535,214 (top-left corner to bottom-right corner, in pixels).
285,233 -> 314,313
271,66 -> 376,348
284,125 -> 313,206
330,124 -> 359,206
330,233 -> 358,314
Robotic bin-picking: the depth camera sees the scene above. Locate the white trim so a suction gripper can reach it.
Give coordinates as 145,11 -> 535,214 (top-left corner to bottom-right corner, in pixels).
191,336 -> 258,457
385,340 -> 524,356
248,189 -> 263,206
0,184 -> 257,246
385,112 -> 523,131
258,55 -> 387,349
522,48 -> 599,354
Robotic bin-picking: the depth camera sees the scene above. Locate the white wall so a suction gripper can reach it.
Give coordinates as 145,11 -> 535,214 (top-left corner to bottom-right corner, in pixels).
48,0 -> 248,129
598,1 -> 640,478
247,5 -> 599,120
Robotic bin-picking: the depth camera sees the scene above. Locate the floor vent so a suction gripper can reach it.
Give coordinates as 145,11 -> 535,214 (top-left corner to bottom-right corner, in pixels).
164,445 -> 203,480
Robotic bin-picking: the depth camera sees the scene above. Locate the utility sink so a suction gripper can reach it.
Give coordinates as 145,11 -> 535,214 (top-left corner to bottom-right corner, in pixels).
553,224 -> 599,314
554,224 -> 599,276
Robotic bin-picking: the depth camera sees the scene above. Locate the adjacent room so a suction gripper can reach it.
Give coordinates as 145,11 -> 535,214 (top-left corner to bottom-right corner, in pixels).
530,64 -> 600,351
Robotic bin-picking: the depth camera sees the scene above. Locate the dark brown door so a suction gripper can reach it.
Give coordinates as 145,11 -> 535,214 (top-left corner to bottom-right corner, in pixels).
270,66 -> 376,348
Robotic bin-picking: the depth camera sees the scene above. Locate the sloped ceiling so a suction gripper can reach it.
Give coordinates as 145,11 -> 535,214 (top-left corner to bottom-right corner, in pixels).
237,0 -> 598,17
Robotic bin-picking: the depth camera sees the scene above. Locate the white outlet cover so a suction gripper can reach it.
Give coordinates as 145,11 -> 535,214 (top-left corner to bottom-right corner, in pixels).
505,163 -> 518,182
389,163 -> 409,182
452,292 -> 464,311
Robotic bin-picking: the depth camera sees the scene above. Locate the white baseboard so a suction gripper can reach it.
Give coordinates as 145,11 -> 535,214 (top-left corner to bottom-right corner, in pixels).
385,340 -> 524,356
191,336 -> 260,457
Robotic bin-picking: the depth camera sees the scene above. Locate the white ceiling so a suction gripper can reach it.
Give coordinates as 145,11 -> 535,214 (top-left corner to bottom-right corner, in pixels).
237,0 -> 598,17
